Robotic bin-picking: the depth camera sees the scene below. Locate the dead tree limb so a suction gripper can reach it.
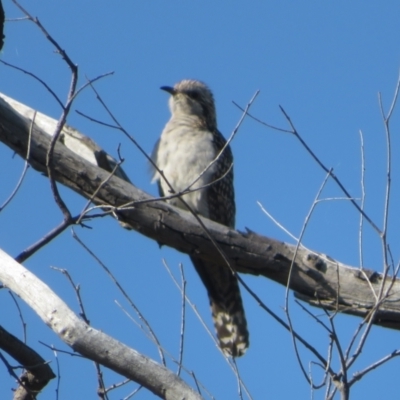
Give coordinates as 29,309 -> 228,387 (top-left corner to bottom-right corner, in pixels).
0,249 -> 202,400
1,92 -> 399,331
0,325 -> 55,400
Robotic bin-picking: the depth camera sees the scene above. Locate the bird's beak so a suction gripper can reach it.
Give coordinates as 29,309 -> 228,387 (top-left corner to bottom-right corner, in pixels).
160,86 -> 176,95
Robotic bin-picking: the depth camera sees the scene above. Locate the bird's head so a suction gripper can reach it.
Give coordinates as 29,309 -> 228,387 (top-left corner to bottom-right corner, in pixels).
161,79 -> 217,130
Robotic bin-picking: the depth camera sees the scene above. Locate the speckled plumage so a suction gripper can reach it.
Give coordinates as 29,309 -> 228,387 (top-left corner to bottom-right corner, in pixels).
151,80 -> 249,357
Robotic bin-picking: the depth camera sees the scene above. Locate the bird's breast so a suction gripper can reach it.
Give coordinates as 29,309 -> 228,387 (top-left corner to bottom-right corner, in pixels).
153,121 -> 217,217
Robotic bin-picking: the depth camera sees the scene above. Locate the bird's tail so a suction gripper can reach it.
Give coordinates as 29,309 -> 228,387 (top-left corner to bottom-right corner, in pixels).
190,256 -> 249,357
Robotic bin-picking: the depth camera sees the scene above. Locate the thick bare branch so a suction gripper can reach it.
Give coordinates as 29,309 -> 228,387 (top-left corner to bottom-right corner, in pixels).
0,249 -> 202,400
0,325 -> 55,400
1,93 -> 400,330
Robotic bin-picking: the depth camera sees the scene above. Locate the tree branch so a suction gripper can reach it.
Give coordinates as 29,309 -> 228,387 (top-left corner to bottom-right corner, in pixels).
0,325 -> 55,400
1,92 -> 400,330
0,249 -> 202,400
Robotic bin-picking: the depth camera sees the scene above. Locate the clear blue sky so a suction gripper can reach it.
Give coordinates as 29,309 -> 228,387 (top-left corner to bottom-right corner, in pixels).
1,1 -> 400,399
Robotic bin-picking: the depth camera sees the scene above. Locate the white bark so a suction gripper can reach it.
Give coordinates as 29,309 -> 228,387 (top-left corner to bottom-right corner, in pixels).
0,248 -> 202,400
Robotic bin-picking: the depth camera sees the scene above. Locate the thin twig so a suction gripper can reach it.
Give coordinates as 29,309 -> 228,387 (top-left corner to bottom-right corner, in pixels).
358,129 -> 366,269
39,342 -> 84,358
236,276 -> 332,374
76,154 -> 125,225
11,1 -> 76,68
0,110 -> 34,212
284,169 -> 333,385
238,99 -> 380,235
72,230 -> 166,366
356,131 -> 379,300
294,300 -> 331,334
232,101 -> 292,133
103,378 -> 131,394
50,268 -> 89,324
162,261 -> 232,387
13,2 -> 77,220
278,105 -> 380,235
15,218 -> 77,263
50,267 -> 108,398
162,259 -> 251,399
122,385 -> 142,399
326,311 -> 349,399
231,358 -> 243,400
345,73 -> 400,375
0,60 -> 64,108
257,201 -> 300,243
8,291 -> 27,343
161,260 -> 218,349
50,345 -> 60,400
186,91 -> 259,192
177,264 -> 186,377
114,296 -> 214,399
75,109 -> 119,129
349,349 -> 400,387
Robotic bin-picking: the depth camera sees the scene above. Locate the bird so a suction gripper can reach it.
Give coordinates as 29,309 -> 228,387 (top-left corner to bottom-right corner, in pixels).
151,79 -> 249,357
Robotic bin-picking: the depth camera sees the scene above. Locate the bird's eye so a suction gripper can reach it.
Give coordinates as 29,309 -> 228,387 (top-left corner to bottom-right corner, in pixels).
187,91 -> 200,100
